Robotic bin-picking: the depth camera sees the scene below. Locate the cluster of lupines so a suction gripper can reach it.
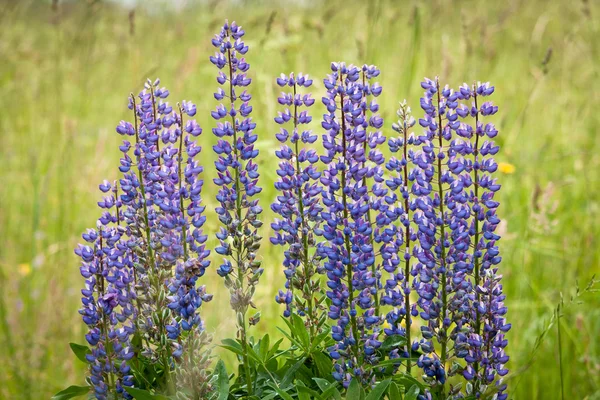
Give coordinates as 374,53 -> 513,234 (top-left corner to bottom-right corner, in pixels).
383,78 -> 509,398
75,18 -> 511,400
76,79 -> 212,399
209,20 -> 263,395
270,72 -> 327,337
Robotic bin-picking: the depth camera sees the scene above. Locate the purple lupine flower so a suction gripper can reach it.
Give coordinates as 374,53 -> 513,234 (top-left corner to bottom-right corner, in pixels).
270,72 -> 324,332
76,181 -> 135,399
113,81 -> 212,382
210,20 -> 262,395
166,102 -> 212,338
349,64 -> 387,324
319,62 -> 385,386
210,20 -> 262,283
383,100 -> 418,369
411,77 -> 462,390
454,82 -> 509,399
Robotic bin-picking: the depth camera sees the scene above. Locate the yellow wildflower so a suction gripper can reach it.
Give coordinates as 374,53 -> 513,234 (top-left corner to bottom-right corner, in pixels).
18,263 -> 31,277
498,162 -> 515,174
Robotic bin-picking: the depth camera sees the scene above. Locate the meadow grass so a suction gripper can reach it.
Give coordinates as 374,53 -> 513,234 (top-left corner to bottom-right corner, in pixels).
0,0 -> 599,398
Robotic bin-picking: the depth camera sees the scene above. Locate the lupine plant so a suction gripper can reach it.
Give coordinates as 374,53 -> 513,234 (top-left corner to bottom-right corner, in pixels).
210,20 -> 263,397
271,72 -> 327,338
60,19 -> 509,400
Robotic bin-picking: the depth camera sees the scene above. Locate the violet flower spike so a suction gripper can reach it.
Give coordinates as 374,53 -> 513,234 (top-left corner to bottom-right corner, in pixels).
210,20 -> 262,396
271,72 -> 324,337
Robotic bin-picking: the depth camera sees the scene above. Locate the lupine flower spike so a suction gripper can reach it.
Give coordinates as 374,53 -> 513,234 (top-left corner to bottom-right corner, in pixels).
453,82 -> 510,400
271,73 -> 326,337
384,100 -> 418,371
319,62 -> 386,386
210,20 -> 262,395
76,182 -> 135,399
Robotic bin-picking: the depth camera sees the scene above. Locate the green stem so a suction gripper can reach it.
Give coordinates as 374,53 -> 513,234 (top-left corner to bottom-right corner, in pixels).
292,83 -> 316,339
557,303 -> 565,400
98,235 -> 116,397
360,71 -> 379,317
435,81 -> 448,397
338,73 -> 360,359
178,105 -> 188,261
472,86 -> 482,389
401,106 -> 412,373
226,38 -> 252,396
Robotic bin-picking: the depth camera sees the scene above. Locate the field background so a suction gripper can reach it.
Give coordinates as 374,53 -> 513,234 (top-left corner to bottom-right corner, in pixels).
1,0 -> 599,398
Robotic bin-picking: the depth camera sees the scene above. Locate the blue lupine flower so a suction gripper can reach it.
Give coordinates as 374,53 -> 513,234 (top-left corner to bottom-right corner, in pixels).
319,62 -> 388,386
165,102 -> 212,336
453,82 -> 509,399
210,20 -> 262,396
210,21 -> 263,288
270,73 -> 324,330
384,100 -> 418,367
76,181 -> 135,399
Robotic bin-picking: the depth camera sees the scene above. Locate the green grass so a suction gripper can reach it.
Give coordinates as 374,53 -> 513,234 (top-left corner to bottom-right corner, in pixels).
0,0 -> 599,398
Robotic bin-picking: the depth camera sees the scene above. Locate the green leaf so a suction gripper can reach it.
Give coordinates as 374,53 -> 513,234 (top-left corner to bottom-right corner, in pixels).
277,326 -> 304,349
379,335 -> 407,352
267,338 -> 284,359
312,351 -> 333,378
387,382 -> 400,400
297,384 -> 324,400
259,334 -> 270,361
365,379 -> 391,400
280,357 -> 307,389
125,388 -> 170,400
291,313 -> 310,350
215,359 -> 230,400
393,374 -> 425,391
261,392 -> 278,400
310,331 -> 331,351
269,384 -> 294,400
221,338 -> 242,350
313,378 -> 341,400
69,343 -> 91,363
346,379 -> 362,400
404,385 -> 420,400
51,385 -> 89,400
321,385 -> 342,400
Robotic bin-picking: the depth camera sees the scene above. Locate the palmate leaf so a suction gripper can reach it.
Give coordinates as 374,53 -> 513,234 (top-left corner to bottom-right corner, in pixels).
51,385 -> 89,400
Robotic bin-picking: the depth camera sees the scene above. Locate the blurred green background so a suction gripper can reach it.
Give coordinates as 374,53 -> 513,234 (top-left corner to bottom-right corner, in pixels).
1,0 -> 599,398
